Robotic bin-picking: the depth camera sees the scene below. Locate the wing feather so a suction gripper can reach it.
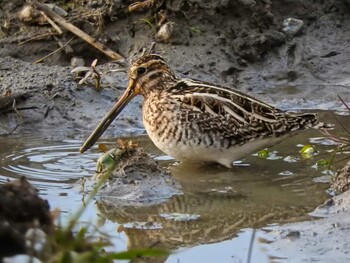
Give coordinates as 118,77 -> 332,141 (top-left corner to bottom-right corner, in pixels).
166,79 -> 317,146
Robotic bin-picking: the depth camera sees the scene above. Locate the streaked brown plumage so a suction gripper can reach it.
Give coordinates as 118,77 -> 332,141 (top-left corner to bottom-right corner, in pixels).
80,54 -> 330,167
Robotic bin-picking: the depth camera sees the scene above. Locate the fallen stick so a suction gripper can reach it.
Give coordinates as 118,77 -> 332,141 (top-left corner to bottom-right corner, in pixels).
32,1 -> 124,61
40,11 -> 63,34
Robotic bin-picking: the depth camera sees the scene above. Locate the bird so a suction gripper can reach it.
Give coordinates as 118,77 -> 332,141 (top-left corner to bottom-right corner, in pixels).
80,54 -> 331,168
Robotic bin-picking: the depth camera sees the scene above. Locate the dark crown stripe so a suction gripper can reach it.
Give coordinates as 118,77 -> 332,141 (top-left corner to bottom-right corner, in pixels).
134,54 -> 166,65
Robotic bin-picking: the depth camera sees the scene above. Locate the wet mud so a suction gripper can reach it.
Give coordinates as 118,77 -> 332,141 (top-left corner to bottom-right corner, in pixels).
94,145 -> 182,205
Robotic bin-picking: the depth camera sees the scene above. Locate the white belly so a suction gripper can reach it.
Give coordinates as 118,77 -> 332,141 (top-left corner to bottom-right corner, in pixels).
144,119 -> 281,168
142,95 -> 286,168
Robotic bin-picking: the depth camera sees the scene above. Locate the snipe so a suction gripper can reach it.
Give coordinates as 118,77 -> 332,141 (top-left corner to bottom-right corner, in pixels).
80,54 -> 330,167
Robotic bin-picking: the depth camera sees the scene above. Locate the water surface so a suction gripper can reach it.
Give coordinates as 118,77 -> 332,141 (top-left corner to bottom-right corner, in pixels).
0,111 -> 349,262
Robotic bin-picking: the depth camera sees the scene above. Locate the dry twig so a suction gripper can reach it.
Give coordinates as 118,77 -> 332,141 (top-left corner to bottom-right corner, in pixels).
17,32 -> 59,46
34,36 -> 75,63
32,1 -> 124,61
39,11 -> 63,34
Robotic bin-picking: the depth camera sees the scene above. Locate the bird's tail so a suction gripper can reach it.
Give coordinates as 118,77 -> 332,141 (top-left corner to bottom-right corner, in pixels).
312,121 -> 334,129
294,112 -> 334,130
300,113 -> 334,129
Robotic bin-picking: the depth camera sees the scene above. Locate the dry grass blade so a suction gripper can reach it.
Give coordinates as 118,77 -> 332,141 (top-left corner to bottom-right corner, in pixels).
324,96 -> 350,146
18,32 -> 59,46
330,110 -> 350,135
71,66 -> 92,73
128,0 -> 154,12
34,36 -> 75,64
338,95 -> 350,112
71,59 -> 102,89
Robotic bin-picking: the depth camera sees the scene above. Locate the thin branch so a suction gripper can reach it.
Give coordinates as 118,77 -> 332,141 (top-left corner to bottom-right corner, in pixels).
338,95 -> 350,112
1,106 -> 39,114
330,110 -> 350,135
18,32 -> 59,46
34,36 -> 75,64
32,1 -> 124,61
40,11 -> 63,34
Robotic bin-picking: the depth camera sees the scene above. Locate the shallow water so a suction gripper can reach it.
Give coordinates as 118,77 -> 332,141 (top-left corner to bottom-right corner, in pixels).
0,111 -> 349,262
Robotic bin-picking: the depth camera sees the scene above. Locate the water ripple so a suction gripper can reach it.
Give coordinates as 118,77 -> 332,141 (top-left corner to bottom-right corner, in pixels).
0,138 -> 99,190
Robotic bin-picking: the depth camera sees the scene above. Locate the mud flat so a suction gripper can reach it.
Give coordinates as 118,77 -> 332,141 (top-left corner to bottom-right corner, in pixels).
267,190 -> 350,263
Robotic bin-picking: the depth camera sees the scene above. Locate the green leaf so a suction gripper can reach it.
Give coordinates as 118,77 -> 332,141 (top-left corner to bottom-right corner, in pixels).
108,248 -> 171,260
300,144 -> 315,159
139,18 -> 154,28
189,26 -> 201,33
316,159 -> 330,167
60,251 -> 73,263
300,144 -> 315,154
76,227 -> 87,240
258,149 -> 269,158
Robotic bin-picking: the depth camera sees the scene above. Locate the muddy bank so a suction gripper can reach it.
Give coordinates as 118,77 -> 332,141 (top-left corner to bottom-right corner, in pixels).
93,145 -> 182,205
267,162 -> 350,262
267,190 -> 350,262
0,56 -> 144,136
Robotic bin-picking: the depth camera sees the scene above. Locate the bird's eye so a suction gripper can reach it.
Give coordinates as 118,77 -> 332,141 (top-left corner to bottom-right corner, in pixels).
137,67 -> 147,75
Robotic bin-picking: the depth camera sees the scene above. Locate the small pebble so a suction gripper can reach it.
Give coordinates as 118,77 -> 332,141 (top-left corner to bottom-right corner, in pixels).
156,22 -> 175,43
279,171 -> 293,176
70,57 -> 85,67
282,18 -> 304,35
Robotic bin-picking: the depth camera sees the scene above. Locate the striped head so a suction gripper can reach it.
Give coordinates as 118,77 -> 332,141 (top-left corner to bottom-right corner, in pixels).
128,54 -> 177,96
79,54 -> 176,153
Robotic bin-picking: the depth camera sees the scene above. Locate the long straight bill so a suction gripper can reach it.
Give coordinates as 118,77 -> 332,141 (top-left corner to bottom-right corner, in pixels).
80,81 -> 137,153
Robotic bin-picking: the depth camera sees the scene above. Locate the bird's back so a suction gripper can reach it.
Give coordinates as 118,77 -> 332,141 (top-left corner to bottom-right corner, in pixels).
166,78 -> 322,145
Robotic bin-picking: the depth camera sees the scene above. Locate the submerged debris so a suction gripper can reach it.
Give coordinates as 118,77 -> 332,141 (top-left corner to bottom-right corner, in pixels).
300,144 -> 316,159
159,213 -> 200,222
